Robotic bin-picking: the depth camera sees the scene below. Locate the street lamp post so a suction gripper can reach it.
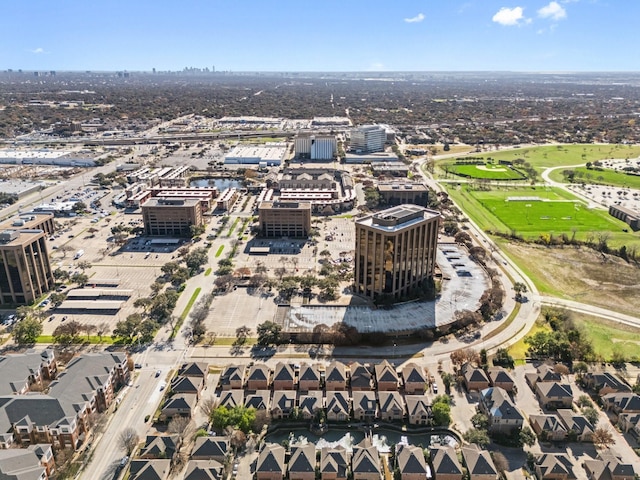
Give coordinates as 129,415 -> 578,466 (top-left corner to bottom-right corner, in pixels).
393,342 -> 397,365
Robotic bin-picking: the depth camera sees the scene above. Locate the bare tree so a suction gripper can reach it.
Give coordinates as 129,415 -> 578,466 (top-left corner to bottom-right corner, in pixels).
200,397 -> 217,419
592,426 -> 615,449
119,427 -> 139,455
168,416 -> 195,439
96,322 -> 110,342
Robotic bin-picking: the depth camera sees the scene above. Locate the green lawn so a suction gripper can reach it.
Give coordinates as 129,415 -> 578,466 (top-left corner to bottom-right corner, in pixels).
215,245 -> 225,257
578,315 -> 640,362
36,335 -> 114,344
548,166 -> 640,189
440,144 -> 640,171
445,163 -> 526,180
447,185 -> 633,242
226,218 -> 240,237
204,268 -> 212,277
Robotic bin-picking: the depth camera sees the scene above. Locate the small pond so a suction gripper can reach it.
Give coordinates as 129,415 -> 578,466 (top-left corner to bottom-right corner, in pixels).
189,178 -> 243,190
265,427 -> 457,453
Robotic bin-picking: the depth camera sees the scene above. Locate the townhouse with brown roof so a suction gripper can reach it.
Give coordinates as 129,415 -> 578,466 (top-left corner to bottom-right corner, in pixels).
401,363 -> 427,394
161,393 -> 197,421
321,446 -> 349,480
582,372 -> 631,396
139,434 -> 180,460
217,390 -> 244,410
479,387 -> 524,434
529,415 -> 567,442
246,365 -> 271,391
526,365 -> 561,389
602,393 -> 640,417
430,446 -> 463,480
488,367 -> 515,393
350,363 -> 374,392
396,444 -> 427,480
255,443 -> 286,480
171,375 -> 204,400
352,391 -> 378,422
535,382 -> 573,409
462,444 -> 498,480
326,391 -> 350,422
273,362 -> 296,391
325,362 -> 348,391
556,409 -> 594,442
461,363 -> 490,392
351,441 -> 382,480
244,390 -> 270,411
184,460 -> 224,480
583,451 -> 636,480
298,391 -> 323,420
178,362 -> 208,378
191,436 -> 230,462
298,363 -> 321,391
618,412 -> 640,436
534,453 -> 574,480
289,444 -> 316,480
405,395 -> 431,425
219,365 -> 245,390
374,361 -> 398,391
270,390 -> 296,419
129,459 -> 171,480
378,391 -> 404,422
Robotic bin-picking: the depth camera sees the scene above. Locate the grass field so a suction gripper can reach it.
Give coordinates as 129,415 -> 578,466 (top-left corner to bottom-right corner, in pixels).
446,163 -> 526,180
498,241 -> 640,316
579,315 -> 640,362
548,166 -> 640,189
440,144 -> 640,171
448,185 -> 630,240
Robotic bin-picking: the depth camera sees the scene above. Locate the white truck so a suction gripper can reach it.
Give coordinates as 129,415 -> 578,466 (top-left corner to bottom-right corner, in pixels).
73,249 -> 85,260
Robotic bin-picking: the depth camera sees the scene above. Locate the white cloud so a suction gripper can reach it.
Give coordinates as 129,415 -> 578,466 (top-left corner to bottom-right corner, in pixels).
31,47 -> 45,54
538,1 -> 567,20
492,7 -> 526,26
404,13 -> 425,23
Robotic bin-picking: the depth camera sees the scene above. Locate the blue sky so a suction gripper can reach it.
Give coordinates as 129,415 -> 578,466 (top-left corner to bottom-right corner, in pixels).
1,0 -> 636,72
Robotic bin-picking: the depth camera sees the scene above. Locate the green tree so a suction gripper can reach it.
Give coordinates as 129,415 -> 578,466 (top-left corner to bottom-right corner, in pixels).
161,262 -> 180,276
256,321 -> 282,346
582,407 -> 599,426
49,292 -> 67,307
71,272 -> 88,286
184,247 -> 208,273
431,401 -> 451,426
471,412 -> 489,430
513,282 -> 528,302
12,317 -> 42,344
463,428 -> 490,448
210,405 -> 256,434
519,426 -> 536,447
112,313 -> 143,341
52,320 -> 83,346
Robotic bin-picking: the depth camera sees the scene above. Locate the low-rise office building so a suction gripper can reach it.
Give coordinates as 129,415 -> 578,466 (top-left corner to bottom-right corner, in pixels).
378,182 -> 429,207
141,198 -> 204,237
258,201 -> 312,238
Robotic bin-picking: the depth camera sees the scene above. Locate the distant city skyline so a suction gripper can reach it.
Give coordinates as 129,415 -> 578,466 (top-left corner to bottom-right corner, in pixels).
2,0 -> 637,72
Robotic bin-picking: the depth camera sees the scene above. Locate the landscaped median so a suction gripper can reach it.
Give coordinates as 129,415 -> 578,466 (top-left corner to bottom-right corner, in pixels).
170,287 -> 201,340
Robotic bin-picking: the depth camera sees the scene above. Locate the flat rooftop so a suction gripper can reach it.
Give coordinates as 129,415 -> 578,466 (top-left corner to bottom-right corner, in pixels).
142,198 -> 200,208
378,182 -> 428,192
356,205 -> 439,232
